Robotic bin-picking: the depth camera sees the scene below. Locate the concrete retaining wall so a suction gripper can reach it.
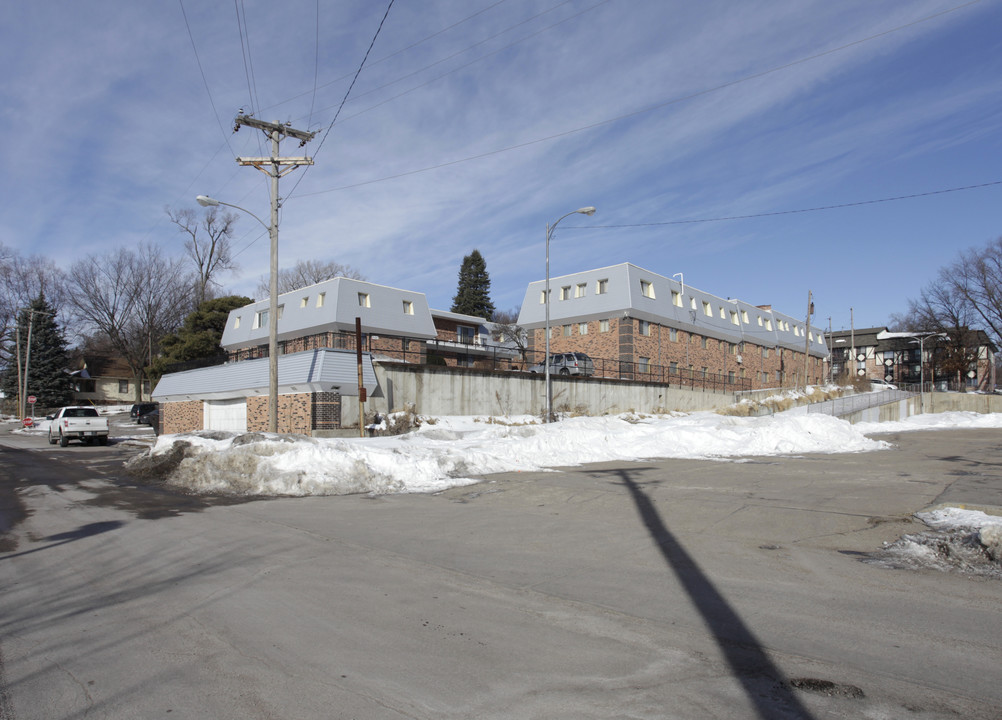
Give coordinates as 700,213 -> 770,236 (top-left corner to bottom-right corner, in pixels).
840,392 -> 1002,425
360,362 -> 740,420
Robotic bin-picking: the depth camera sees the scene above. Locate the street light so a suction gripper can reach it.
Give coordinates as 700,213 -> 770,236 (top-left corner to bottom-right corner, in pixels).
909,331 -> 948,414
196,194 -> 279,433
544,206 -> 596,422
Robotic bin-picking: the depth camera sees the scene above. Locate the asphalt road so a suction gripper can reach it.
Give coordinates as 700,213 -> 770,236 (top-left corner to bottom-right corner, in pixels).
0,421 -> 1000,719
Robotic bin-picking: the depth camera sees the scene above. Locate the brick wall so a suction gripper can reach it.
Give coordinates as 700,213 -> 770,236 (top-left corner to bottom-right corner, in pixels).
311,391 -> 342,430
247,394 -> 312,434
163,400 -> 204,434
528,318 -> 826,388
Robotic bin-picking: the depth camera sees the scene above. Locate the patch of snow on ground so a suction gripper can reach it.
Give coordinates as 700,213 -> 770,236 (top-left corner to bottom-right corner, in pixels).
856,411 -> 1002,434
867,506 -> 1002,579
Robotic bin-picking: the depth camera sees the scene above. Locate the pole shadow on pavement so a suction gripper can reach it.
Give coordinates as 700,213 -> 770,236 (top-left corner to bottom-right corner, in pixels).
596,468 -> 816,720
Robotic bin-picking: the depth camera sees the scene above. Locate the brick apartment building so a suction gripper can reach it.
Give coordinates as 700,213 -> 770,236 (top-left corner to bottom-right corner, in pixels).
154,278 -> 516,433
517,263 -> 828,389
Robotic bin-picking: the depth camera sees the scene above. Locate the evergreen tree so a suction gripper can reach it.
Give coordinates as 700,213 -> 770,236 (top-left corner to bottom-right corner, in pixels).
450,249 -> 495,320
1,293 -> 73,410
150,295 -> 252,382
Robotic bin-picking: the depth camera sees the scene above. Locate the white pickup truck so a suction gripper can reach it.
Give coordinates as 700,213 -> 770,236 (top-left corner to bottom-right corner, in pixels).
47,406 -> 110,447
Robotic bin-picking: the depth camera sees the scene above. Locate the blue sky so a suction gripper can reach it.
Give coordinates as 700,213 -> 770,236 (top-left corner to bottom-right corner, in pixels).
2,0 -> 1001,333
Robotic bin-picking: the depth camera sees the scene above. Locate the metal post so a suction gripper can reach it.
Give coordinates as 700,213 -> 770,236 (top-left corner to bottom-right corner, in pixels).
544,221 -> 552,423
542,207 -> 596,422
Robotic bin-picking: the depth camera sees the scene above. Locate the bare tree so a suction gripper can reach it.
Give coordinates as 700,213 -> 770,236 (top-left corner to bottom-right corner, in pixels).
490,307 -> 528,364
255,258 -> 365,298
0,249 -> 68,368
66,243 -> 194,401
166,205 -> 238,304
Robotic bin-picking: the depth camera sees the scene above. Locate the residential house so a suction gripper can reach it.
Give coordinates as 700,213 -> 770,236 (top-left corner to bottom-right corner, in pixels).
517,263 -> 828,389
70,356 -> 150,405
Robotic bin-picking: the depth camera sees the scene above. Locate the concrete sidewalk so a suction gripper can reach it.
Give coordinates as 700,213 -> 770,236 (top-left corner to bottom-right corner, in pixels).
1,427 -> 1000,719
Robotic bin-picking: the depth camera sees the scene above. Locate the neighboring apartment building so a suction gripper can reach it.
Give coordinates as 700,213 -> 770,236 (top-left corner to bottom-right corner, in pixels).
154,278 -> 513,433
828,327 -> 996,390
517,263 -> 828,389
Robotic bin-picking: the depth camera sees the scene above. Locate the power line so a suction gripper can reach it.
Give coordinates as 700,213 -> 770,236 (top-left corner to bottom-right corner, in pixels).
294,0 -> 983,200
177,0 -> 236,154
285,0 -> 396,200
258,0 -> 513,116
564,181 -> 1002,228
299,0 -> 590,124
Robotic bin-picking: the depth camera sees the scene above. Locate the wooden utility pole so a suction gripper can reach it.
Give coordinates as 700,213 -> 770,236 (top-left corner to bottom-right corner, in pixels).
233,114 -> 315,433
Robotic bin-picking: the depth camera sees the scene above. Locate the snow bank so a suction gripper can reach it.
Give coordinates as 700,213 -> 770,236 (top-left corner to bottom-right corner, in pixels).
855,411 -> 1002,434
143,412 -> 887,497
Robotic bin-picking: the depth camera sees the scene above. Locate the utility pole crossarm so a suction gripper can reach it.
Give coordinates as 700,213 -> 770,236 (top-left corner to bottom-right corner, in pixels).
234,114 -> 316,145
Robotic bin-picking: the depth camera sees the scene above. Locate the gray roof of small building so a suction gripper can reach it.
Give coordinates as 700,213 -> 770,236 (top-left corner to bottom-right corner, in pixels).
517,263 -> 828,357
152,348 -> 377,402
221,277 -> 437,351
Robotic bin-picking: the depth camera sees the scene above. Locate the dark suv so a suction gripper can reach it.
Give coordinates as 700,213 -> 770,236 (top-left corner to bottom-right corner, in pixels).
130,403 -> 158,423
529,352 -> 595,376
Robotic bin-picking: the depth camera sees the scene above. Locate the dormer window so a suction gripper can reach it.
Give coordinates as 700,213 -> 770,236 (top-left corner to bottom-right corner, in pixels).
358,292 -> 370,308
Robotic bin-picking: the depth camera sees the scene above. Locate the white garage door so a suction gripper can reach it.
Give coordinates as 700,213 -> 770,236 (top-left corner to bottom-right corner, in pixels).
203,398 -> 247,432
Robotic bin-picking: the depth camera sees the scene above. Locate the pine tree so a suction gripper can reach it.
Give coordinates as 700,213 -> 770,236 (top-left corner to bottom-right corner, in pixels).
1,294 -> 73,410
450,249 -> 495,320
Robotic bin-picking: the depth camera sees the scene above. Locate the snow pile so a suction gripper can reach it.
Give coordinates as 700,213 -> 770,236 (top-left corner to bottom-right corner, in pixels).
136,412 -> 887,497
855,411 -> 1002,434
868,506 -> 1002,578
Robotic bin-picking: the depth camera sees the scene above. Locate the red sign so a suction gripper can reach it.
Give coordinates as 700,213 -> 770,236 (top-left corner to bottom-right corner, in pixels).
27,396 -> 36,404
22,417 -> 33,428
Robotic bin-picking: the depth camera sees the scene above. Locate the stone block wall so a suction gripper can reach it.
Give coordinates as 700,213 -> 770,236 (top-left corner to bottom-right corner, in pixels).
163,400 -> 204,434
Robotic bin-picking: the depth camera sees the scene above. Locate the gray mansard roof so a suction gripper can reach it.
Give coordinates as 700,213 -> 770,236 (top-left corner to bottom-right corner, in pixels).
152,348 -> 377,402
221,277 -> 437,351
517,263 -> 828,357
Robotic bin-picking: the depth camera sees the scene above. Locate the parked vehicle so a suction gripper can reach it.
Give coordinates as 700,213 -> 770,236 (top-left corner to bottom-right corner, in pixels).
138,408 -> 160,435
869,378 -> 898,391
529,352 -> 595,376
130,402 -> 158,423
47,406 -> 110,447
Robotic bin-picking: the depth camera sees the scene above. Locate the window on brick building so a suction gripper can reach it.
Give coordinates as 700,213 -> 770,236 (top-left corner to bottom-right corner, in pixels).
701,336 -> 708,349
638,357 -> 650,373
639,320 -> 651,336
563,325 -> 572,336
254,309 -> 268,329
762,347 -> 769,358
596,278 -> 609,294
300,297 -> 309,308
672,290 -> 682,307
576,283 -> 587,298
702,301 -> 712,317
600,319 -> 610,332
234,316 -> 241,329
316,293 -> 325,308
640,280 -> 655,298
700,367 -> 708,379
560,286 -> 571,300
118,380 -> 129,394
719,306 -> 725,319
358,293 -> 370,307
742,310 -> 749,324
669,327 -> 678,342
730,311 -> 739,325
579,323 -> 588,335
277,304 -> 284,319
669,361 -> 678,374
765,319 -> 773,331
402,300 -> 413,315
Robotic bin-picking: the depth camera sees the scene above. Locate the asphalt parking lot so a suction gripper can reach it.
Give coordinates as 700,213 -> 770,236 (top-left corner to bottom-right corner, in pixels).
0,424 -> 1000,719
